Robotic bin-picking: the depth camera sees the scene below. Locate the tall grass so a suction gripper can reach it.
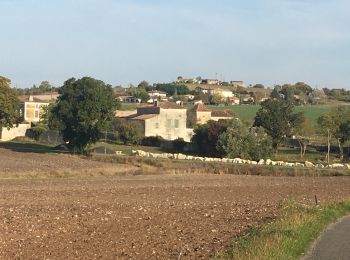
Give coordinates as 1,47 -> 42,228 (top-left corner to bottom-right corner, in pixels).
217,201 -> 350,260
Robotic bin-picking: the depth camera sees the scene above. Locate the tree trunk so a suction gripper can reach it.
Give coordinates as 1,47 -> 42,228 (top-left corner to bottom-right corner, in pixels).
338,139 -> 344,161
326,130 -> 330,164
298,140 -> 303,158
303,144 -> 307,157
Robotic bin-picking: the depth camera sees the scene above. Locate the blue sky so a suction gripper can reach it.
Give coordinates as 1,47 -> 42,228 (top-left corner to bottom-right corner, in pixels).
1,0 -> 349,88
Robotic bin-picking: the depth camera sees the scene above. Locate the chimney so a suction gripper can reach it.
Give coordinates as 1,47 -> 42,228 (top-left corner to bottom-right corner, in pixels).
29,95 -> 34,102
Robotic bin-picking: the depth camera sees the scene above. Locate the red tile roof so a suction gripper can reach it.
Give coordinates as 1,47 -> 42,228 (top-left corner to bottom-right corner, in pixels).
130,114 -> 157,120
189,103 -> 211,112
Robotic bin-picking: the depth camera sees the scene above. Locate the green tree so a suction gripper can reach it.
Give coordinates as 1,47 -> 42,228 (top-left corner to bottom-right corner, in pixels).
49,77 -> 118,154
317,106 -> 350,161
192,120 -> 234,157
209,93 -> 224,105
217,120 -> 272,160
254,99 -> 304,152
129,88 -> 150,102
155,83 -> 190,96
38,81 -> 53,92
253,84 -> 265,89
114,119 -> 143,145
294,118 -> 315,158
138,81 -> 149,88
0,76 -> 20,134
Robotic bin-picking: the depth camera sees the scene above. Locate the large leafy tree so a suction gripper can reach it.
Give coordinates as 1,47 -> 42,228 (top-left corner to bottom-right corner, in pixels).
49,77 -> 118,154
317,106 -> 350,161
0,76 -> 20,132
254,99 -> 304,152
217,120 -> 272,161
192,120 -> 234,157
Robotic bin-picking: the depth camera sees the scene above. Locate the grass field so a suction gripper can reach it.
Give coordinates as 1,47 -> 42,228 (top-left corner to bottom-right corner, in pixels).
121,103 -> 338,123
209,104 -> 338,123
219,201 -> 350,260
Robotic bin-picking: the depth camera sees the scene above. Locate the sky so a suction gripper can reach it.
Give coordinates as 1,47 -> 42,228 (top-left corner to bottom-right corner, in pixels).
1,0 -> 349,89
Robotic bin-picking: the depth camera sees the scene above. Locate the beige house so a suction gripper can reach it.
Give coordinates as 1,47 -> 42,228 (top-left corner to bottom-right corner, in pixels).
187,103 -> 212,128
118,102 -> 235,142
187,103 -> 235,126
210,88 -> 234,99
129,102 -> 193,142
19,96 -> 49,123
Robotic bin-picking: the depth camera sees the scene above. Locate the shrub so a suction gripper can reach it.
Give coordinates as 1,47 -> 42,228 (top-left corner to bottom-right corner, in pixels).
173,138 -> 186,153
141,136 -> 164,147
217,120 -> 272,161
112,119 -> 143,145
26,124 -> 49,141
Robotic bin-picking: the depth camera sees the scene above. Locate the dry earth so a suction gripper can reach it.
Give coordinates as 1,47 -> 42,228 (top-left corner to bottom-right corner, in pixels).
1,148 -> 350,259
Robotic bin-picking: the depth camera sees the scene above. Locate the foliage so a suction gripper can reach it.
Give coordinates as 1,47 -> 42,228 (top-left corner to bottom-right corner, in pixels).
222,201 -> 350,260
317,106 -> 350,160
253,84 -> 265,89
194,93 -> 210,104
192,120 -> 234,157
155,83 -> 190,96
270,82 -> 312,105
0,76 -> 20,130
15,80 -> 58,96
128,88 -> 150,102
38,81 -> 54,92
141,136 -> 164,147
26,123 -> 49,141
49,77 -> 118,154
113,118 -> 143,145
138,80 -> 149,88
173,137 -> 186,153
254,99 -> 304,152
217,120 -> 272,160
294,118 -> 315,158
209,93 -> 224,105
323,88 -> 350,102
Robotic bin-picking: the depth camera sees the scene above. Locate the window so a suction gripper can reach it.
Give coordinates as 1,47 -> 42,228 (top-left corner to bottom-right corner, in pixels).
34,110 -> 39,119
155,123 -> 159,129
174,119 -> 179,128
166,119 -> 172,128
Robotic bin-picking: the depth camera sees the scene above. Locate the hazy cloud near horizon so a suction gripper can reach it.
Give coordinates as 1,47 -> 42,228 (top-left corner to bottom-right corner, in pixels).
1,0 -> 349,88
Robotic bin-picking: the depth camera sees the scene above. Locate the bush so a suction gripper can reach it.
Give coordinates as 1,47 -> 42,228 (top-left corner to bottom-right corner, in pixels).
217,120 -> 272,160
173,138 -> 186,153
141,136 -> 164,147
26,124 -> 49,141
112,119 -> 143,145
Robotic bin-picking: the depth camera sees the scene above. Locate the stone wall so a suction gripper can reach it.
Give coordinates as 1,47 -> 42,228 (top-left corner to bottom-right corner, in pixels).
0,124 -> 30,141
129,150 -> 350,170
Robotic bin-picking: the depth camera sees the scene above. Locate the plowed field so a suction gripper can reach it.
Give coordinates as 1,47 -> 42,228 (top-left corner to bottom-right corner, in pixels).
1,148 -> 350,259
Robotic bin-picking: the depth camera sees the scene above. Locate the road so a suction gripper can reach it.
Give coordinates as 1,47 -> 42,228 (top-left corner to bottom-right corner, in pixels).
305,215 -> 350,260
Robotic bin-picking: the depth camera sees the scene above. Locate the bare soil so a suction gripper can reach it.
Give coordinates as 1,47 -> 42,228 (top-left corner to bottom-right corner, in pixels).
1,149 -> 350,259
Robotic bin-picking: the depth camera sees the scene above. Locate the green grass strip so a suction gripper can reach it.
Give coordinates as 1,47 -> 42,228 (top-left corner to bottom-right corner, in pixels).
218,201 -> 350,260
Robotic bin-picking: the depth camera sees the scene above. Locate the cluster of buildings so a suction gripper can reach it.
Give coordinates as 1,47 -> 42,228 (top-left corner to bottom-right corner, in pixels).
175,76 -> 244,88
0,93 -> 56,141
116,101 -> 234,142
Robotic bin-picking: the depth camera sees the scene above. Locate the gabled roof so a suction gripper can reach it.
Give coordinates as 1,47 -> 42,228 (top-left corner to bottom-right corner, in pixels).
189,103 -> 211,112
138,101 -> 184,110
18,96 -> 48,103
130,114 -> 157,120
211,110 -> 235,117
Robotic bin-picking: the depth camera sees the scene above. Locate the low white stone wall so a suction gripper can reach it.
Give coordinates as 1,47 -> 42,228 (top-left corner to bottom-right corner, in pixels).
129,150 -> 350,170
0,124 -> 30,141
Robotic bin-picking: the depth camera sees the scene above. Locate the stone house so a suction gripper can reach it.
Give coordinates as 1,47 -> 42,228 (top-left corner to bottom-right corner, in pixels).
129,102 -> 193,142
187,103 -> 211,128
19,96 -> 49,123
187,103 -> 235,126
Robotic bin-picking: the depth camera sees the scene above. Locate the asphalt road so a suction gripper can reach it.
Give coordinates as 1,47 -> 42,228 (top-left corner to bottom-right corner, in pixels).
305,215 -> 350,260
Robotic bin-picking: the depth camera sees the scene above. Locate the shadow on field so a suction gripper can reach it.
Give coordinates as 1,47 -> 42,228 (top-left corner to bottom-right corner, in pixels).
0,141 -> 64,154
